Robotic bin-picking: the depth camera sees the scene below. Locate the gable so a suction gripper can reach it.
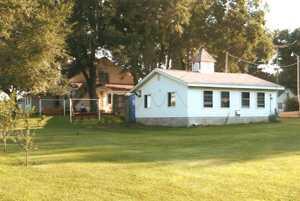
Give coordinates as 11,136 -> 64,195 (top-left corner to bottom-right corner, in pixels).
70,58 -> 134,85
130,70 -> 187,92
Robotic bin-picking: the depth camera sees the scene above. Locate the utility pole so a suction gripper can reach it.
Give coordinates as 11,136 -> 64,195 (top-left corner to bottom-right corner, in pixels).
225,52 -> 229,73
291,52 -> 300,112
297,55 -> 300,112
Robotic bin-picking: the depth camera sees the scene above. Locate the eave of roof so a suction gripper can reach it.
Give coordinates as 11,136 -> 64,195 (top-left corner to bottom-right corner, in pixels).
130,68 -> 285,92
187,83 -> 284,90
105,84 -> 134,90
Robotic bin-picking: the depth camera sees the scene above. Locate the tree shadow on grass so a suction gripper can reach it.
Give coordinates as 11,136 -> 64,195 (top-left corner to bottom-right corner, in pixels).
18,117 -> 300,167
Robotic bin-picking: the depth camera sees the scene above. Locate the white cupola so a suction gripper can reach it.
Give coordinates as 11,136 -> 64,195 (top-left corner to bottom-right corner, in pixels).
192,48 -> 216,73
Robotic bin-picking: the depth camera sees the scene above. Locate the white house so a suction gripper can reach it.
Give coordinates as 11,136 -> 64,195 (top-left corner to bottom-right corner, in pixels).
130,51 -> 284,127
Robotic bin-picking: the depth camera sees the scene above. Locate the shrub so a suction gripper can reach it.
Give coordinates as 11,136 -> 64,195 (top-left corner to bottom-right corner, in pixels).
269,114 -> 280,123
285,97 -> 299,112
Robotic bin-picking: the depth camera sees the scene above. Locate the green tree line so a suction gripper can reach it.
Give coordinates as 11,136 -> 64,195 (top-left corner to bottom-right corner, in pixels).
1,0 -> 293,99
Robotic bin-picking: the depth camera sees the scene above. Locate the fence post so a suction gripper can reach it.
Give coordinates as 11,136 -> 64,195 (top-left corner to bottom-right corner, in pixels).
63,99 -> 66,116
98,98 -> 101,121
39,99 -> 42,116
69,98 -> 72,123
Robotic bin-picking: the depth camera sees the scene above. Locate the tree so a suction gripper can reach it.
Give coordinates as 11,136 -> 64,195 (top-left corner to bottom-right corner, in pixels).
0,94 -> 18,152
0,93 -> 39,166
67,0 -> 117,109
0,0 -> 72,94
14,111 -> 36,167
274,29 -> 300,93
111,0 -> 273,81
187,0 -> 273,73
111,0 -> 193,80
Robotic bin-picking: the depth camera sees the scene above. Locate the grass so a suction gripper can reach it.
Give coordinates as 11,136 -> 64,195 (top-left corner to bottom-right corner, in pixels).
1,117 -> 300,201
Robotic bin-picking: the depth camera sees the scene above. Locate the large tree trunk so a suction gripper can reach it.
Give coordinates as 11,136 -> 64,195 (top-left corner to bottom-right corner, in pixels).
87,63 -> 98,112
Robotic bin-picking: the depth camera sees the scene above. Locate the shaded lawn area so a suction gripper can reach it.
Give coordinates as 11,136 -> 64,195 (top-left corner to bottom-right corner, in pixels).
1,117 -> 300,201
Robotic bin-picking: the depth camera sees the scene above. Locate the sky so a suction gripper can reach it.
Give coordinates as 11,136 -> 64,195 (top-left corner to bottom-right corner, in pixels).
264,0 -> 300,31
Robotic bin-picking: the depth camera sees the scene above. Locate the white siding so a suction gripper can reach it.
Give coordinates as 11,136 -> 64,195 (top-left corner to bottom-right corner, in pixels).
135,74 -> 188,118
187,88 -> 278,118
134,72 -> 279,122
200,62 -> 215,73
192,62 -> 215,73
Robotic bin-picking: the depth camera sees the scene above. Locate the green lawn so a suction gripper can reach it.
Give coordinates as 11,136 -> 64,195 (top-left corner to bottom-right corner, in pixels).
1,117 -> 300,201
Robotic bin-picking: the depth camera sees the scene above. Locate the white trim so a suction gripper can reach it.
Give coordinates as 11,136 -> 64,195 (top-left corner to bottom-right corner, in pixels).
188,83 -> 284,91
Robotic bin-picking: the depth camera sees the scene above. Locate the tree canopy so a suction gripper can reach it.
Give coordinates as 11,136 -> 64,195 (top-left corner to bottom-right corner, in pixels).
0,0 -> 72,94
67,0 -> 117,105
0,0 -> 275,97
110,0 -> 273,80
274,29 -> 300,93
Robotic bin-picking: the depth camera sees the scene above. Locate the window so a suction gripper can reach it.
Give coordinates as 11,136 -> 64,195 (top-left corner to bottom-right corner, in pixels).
168,92 -> 176,107
107,93 -> 112,104
98,71 -> 109,85
241,92 -> 250,108
204,91 -> 213,108
257,93 -> 265,108
144,94 -> 151,108
221,91 -> 230,108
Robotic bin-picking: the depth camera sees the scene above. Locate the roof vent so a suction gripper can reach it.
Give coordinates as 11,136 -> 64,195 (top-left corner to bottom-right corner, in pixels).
192,49 -> 216,73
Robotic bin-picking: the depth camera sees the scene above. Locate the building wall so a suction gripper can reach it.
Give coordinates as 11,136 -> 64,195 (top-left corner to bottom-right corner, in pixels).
135,73 -> 188,118
97,88 -> 113,113
135,74 -> 279,126
70,58 -> 134,85
187,88 -> 278,118
69,58 -> 133,114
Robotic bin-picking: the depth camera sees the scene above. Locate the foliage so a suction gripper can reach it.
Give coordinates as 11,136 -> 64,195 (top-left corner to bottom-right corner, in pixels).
0,0 -> 72,94
13,113 -> 36,167
285,97 -> 299,112
274,29 -> 300,93
268,113 -> 280,123
248,65 -> 277,83
0,94 -> 38,166
67,0 -> 273,83
110,0 -> 193,80
0,94 -> 18,152
110,0 -> 273,80
67,0 -> 117,108
185,0 -> 274,73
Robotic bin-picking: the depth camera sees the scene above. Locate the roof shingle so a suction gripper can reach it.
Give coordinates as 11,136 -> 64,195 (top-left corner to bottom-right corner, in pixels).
158,69 -> 284,90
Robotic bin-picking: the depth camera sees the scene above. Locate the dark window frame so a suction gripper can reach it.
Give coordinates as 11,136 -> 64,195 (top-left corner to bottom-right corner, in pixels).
168,92 -> 176,107
257,92 -> 265,108
204,91 -> 213,108
144,94 -> 151,108
98,71 -> 109,85
241,92 -> 250,108
221,91 -> 230,108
